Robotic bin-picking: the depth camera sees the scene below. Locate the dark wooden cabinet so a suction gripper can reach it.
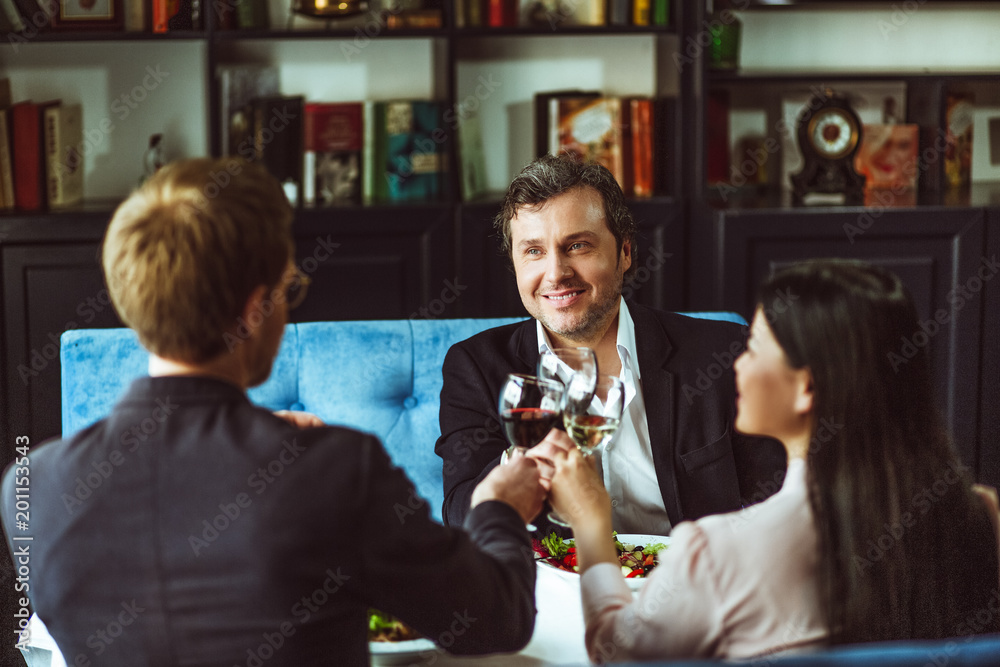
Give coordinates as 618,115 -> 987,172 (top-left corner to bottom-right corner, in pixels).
690,203 -> 997,483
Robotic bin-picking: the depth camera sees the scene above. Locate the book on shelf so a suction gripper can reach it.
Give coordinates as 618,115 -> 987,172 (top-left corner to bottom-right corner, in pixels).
533,89 -> 600,159
246,95 -> 304,203
627,97 -> 655,198
487,0 -> 516,27
303,102 -> 364,206
652,0 -> 668,26
43,103 -> 84,209
11,99 -> 60,212
369,99 -> 446,203
0,77 -> 12,210
550,95 -> 626,189
607,0 -> 628,26
632,0 -> 650,26
458,112 -> 487,201
218,65 -> 280,157
153,0 -> 201,32
944,92 -> 974,189
706,89 -> 729,186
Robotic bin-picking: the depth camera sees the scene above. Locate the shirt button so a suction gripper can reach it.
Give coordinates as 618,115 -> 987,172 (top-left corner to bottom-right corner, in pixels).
611,499 -> 619,508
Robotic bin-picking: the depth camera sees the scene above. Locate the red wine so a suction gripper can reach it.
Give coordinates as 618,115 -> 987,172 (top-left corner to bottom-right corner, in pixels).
501,408 -> 560,449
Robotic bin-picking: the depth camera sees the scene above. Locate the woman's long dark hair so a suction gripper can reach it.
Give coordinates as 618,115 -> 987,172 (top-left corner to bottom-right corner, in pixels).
758,259 -> 998,644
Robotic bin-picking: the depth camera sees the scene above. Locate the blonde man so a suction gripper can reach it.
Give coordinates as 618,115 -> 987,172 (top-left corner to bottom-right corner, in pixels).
2,158 -> 544,666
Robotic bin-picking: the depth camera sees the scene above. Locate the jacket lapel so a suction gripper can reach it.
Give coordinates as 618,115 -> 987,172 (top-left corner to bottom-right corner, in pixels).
629,302 -> 683,525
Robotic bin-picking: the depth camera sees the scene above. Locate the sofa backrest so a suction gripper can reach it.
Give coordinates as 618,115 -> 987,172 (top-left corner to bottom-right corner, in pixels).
61,313 -> 746,522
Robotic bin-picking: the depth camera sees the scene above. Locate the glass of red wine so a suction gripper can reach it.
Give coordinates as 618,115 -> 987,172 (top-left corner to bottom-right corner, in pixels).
499,373 -> 564,457
498,374 -> 563,530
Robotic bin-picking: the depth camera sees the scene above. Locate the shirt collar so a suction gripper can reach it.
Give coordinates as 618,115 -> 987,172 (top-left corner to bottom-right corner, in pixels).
535,299 -> 640,382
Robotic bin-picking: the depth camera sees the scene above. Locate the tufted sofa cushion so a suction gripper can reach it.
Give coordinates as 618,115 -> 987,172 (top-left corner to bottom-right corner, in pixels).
61,319 -> 524,521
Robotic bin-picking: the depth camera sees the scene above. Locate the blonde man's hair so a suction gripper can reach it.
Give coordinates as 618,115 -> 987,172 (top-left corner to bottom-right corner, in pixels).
102,158 -> 293,363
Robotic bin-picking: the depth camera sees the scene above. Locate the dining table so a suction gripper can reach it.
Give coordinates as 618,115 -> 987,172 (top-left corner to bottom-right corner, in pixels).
17,562 -> 594,667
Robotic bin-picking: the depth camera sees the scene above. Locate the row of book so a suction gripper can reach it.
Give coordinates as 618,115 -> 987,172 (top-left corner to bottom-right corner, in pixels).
226,94 -> 447,206
0,79 -> 83,212
536,90 -> 665,198
0,0 -> 201,33
458,0 -> 668,28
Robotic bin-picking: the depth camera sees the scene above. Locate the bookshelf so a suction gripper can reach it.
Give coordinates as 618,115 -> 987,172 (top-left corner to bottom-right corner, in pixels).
683,2 -> 1000,490
0,1 -> 683,463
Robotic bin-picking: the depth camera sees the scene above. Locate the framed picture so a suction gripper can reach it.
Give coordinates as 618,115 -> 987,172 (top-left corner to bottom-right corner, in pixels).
971,107 -> 1000,183
49,0 -> 124,30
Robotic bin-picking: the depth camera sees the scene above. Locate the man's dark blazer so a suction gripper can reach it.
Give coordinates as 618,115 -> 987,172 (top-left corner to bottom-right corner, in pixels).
436,302 -> 787,529
1,376 -> 535,666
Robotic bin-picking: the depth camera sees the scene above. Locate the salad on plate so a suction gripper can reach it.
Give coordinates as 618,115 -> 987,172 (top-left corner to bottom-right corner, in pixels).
533,532 -> 670,585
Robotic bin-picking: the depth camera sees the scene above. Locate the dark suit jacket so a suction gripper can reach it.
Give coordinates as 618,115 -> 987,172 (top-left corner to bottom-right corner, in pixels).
1,376 -> 535,666
436,302 -> 787,529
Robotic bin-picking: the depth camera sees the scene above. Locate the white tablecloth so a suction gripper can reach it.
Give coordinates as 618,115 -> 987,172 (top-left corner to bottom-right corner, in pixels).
19,564 -> 592,667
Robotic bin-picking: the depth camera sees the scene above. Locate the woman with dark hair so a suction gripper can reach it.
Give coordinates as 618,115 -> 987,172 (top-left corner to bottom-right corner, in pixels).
533,258 -> 1000,661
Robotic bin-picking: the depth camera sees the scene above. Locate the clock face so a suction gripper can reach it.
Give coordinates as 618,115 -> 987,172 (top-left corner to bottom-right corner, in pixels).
808,108 -> 859,160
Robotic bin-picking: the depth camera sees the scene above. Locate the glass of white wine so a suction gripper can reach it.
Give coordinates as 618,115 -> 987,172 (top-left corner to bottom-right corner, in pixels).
563,374 -> 625,456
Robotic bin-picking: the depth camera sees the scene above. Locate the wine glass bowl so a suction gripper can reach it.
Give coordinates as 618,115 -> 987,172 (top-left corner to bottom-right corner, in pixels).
537,347 -> 598,410
562,374 -> 625,456
498,374 -> 564,455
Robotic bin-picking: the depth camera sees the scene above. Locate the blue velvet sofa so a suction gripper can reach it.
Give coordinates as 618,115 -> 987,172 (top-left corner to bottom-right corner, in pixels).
58,317 -> 1000,666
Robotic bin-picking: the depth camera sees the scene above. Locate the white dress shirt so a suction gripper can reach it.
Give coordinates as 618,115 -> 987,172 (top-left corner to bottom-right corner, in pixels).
536,300 -> 672,535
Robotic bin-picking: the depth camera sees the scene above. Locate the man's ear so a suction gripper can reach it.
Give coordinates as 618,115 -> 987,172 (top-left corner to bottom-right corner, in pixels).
239,285 -> 270,338
620,240 -> 632,273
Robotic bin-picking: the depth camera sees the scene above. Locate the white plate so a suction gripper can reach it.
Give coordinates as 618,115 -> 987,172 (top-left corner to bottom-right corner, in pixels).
536,533 -> 671,591
369,637 -> 439,665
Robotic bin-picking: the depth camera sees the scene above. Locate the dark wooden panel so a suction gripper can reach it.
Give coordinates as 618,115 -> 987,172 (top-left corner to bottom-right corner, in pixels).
2,243 -> 123,459
711,206 -> 987,467
290,206 -> 456,321
981,208 -> 1000,489
458,198 -> 686,317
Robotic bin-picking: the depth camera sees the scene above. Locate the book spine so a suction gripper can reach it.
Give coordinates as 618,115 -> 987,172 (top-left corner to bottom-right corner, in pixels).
12,103 -> 43,211
631,98 -> 654,198
0,110 -> 13,210
362,100 -> 376,204
632,0 -> 650,26
153,0 -> 169,32
44,106 -> 61,207
651,0 -> 668,26
608,0 -> 629,27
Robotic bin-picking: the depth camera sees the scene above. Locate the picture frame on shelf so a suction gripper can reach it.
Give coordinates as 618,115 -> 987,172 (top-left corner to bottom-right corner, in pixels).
49,0 -> 124,30
971,107 -> 1000,183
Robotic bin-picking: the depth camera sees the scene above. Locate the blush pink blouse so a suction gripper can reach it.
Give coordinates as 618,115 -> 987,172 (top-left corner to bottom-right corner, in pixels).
581,457 -> 827,662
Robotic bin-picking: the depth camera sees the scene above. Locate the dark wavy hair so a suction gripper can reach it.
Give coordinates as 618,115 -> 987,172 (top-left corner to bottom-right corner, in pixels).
494,154 -> 637,280
758,259 -> 998,643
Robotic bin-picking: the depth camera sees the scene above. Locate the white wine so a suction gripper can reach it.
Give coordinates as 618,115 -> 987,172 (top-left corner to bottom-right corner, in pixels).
564,414 -> 620,455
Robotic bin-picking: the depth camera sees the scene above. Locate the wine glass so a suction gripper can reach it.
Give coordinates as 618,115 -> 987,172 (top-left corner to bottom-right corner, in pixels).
563,374 -> 625,456
547,374 -> 625,528
498,374 -> 564,458
537,347 -> 598,411
498,374 -> 564,531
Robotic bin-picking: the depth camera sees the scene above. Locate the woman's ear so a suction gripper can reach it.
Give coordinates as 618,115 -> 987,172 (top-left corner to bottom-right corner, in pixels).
793,368 -> 814,417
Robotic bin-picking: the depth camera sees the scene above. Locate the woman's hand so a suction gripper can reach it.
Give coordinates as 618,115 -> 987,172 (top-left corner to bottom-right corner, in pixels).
528,432 -> 617,570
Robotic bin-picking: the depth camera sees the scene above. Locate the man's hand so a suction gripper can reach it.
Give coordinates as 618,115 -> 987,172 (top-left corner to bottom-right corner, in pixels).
471,453 -> 546,526
274,410 -> 325,429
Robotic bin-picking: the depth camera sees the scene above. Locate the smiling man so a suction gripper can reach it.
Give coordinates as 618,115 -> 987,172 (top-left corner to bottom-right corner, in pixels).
436,154 -> 786,535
